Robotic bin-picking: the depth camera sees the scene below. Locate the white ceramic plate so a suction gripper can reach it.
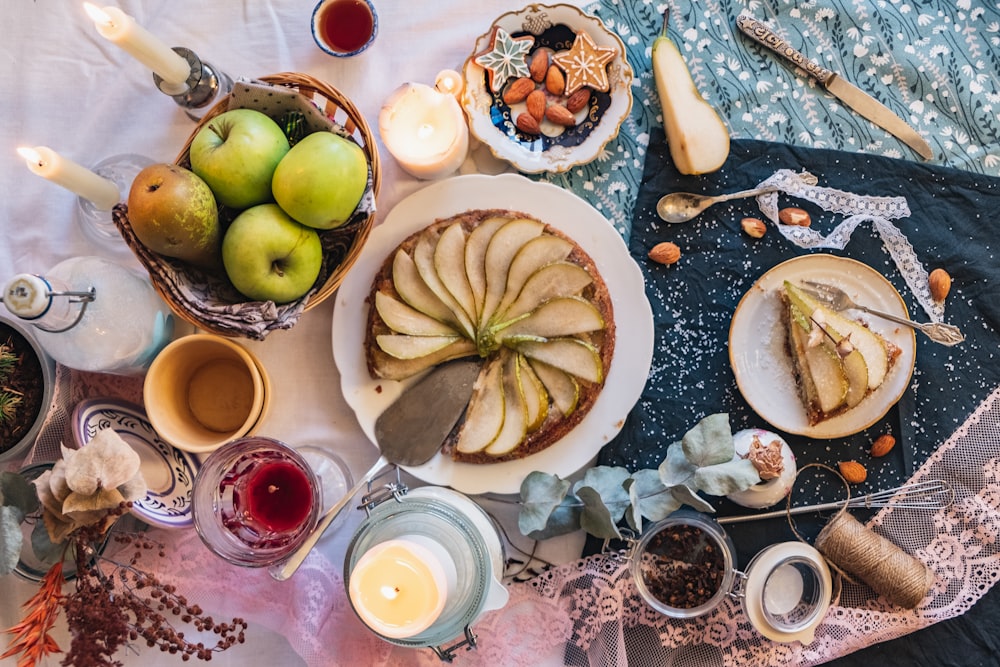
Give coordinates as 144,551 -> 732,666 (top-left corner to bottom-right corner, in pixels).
729,254 -> 916,438
461,4 -> 633,174
72,398 -> 200,529
332,173 -> 653,494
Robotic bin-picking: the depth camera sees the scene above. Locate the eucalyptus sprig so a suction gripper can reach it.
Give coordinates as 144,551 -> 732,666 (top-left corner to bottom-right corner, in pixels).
518,413 -> 762,540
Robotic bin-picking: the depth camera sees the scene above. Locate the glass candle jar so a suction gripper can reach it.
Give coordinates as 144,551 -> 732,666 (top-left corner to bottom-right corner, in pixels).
192,437 -> 321,567
344,486 -> 508,654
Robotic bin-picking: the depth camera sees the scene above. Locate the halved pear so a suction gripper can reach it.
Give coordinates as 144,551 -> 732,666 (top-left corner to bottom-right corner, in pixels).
392,250 -> 459,328
784,282 -> 888,390
485,351 -> 529,456
518,354 -> 549,432
370,339 -> 477,380
414,234 -> 476,337
376,334 -> 463,359
498,262 -> 594,323
434,222 -> 478,323
493,235 -> 574,319
514,337 -> 604,384
787,306 -> 848,415
464,216 -> 509,322
455,357 -> 506,454
527,358 -> 580,416
495,297 -> 604,342
375,292 -> 462,337
480,218 -> 545,326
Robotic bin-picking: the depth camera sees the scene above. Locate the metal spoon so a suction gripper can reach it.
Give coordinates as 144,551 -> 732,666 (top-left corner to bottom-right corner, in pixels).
270,359 -> 481,581
656,172 -> 819,223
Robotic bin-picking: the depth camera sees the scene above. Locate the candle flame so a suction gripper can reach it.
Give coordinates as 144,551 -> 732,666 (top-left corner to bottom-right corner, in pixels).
417,123 -> 435,140
16,147 -> 43,167
82,2 -> 113,27
380,586 -> 399,601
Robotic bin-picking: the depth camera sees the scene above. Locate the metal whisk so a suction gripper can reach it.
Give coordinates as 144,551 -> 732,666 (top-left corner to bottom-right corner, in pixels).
718,479 -> 954,525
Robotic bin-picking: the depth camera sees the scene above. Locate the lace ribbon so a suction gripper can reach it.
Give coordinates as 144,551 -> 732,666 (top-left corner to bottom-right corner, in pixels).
752,169 -> 944,324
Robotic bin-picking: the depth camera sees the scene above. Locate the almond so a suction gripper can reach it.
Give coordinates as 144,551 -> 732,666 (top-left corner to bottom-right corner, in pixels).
741,217 -> 767,238
838,460 -> 868,484
545,104 -> 576,126
870,434 -> 896,458
778,207 -> 811,227
648,242 -> 681,266
929,268 -> 951,301
529,51 -> 549,83
545,65 -> 565,96
526,89 -> 546,121
566,88 -> 591,113
503,77 -> 535,105
515,112 -> 541,135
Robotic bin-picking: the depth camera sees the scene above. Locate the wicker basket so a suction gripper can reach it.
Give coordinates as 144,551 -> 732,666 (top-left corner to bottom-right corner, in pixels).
115,72 -> 381,340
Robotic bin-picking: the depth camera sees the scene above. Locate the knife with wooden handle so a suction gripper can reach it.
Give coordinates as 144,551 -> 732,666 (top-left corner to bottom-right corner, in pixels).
736,14 -> 934,160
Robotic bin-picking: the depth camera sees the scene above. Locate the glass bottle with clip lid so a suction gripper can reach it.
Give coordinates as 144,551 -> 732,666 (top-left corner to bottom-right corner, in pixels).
1,255 -> 175,375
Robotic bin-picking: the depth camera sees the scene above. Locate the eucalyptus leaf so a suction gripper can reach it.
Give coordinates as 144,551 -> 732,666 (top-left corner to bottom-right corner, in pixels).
573,466 -> 631,522
523,497 -> 583,540
576,486 -> 621,540
0,505 -> 24,575
669,484 -> 716,514
518,471 -> 573,536
680,413 -> 734,467
31,519 -> 66,566
623,478 -> 642,532
1,471 -> 40,517
658,442 -> 696,486
693,458 -> 763,497
630,468 -> 680,523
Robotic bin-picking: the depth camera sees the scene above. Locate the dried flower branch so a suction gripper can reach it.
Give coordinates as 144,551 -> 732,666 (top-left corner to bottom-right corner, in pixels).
1,560 -> 65,667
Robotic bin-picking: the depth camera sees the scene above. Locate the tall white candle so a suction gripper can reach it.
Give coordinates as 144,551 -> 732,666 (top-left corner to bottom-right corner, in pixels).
348,537 -> 457,638
84,3 -> 190,89
18,146 -> 121,211
379,80 -> 470,180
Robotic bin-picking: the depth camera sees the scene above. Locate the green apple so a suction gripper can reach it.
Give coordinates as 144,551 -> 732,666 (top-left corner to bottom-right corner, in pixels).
189,109 -> 290,210
652,9 -> 730,175
126,163 -> 221,268
221,203 -> 323,304
271,131 -> 367,230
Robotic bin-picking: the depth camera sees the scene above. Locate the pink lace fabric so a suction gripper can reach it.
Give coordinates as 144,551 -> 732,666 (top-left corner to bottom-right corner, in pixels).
13,369 -> 1000,666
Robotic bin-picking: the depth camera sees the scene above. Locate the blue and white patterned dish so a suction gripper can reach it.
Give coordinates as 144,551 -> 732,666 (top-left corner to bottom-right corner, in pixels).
71,398 -> 199,529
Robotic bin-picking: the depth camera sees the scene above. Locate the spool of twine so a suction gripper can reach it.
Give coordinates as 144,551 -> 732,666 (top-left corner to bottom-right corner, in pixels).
814,510 -> 934,609
786,463 -> 934,610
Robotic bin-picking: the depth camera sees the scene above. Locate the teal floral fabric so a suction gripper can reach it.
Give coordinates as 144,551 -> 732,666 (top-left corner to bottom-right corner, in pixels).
536,0 -> 1000,241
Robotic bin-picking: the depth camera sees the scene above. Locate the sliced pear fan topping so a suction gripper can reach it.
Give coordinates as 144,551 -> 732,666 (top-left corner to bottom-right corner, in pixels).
374,215 -> 610,459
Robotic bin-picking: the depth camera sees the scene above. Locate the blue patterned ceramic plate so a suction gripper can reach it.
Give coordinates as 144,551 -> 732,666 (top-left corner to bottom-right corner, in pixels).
71,398 -> 199,529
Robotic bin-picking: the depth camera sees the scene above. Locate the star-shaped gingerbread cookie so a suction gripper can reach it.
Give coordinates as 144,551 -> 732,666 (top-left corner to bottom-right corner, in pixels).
552,31 -> 617,95
474,27 -> 534,93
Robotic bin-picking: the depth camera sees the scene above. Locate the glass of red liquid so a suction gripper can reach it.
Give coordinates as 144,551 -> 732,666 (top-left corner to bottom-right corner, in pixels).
192,437 -> 321,567
311,0 -> 378,57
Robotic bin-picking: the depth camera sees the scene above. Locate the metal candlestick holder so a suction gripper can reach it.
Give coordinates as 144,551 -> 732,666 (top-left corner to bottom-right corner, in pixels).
75,153 -> 153,262
152,47 -> 233,121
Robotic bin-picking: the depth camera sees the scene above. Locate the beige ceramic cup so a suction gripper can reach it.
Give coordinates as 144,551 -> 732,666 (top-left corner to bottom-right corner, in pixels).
144,334 -> 271,454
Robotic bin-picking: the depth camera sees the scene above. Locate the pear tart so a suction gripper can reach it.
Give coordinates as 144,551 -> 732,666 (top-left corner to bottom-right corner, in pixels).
365,209 -> 615,463
780,281 -> 901,425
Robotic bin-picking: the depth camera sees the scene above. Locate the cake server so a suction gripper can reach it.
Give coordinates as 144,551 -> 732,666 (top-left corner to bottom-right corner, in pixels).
736,14 -> 934,160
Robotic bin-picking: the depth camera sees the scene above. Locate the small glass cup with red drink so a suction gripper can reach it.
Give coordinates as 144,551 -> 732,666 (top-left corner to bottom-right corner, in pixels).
311,0 -> 378,57
193,437 -> 321,567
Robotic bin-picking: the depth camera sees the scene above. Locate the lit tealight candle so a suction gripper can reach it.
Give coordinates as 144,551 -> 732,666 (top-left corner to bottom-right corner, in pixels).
348,537 -> 457,639
378,75 -> 470,180
83,3 -> 191,92
18,146 -> 120,211
434,69 -> 465,99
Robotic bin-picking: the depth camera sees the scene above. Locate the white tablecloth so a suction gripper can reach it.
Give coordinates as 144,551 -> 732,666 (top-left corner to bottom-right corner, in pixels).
0,1 -> 587,665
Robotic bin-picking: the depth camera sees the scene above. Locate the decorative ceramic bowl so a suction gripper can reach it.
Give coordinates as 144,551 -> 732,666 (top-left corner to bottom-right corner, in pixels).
461,3 -> 633,173
71,398 -> 200,529
0,314 -> 55,463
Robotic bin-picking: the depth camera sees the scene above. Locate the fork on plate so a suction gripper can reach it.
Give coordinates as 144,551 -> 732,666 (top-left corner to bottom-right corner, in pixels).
800,281 -> 965,346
